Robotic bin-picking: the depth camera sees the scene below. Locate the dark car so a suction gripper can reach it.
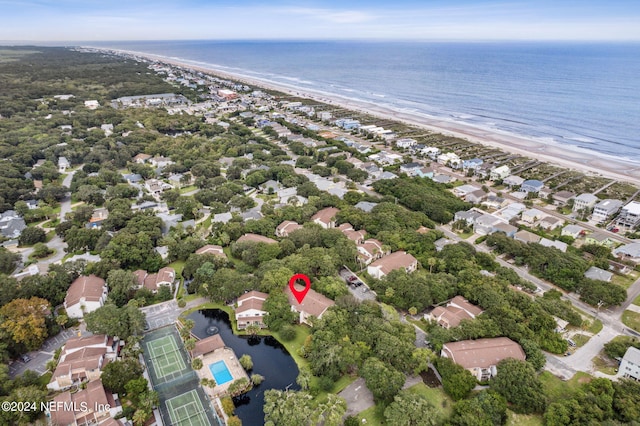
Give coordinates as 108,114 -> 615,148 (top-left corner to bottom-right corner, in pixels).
20,354 -> 31,363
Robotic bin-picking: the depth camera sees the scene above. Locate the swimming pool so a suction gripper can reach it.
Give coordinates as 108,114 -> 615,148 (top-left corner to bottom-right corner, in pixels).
209,360 -> 233,385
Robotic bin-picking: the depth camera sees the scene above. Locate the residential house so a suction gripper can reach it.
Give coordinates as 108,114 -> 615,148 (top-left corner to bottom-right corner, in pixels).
367,251 -> 418,279
620,346 -> 640,381
276,220 -> 303,237
396,138 -> 417,149
465,189 -> 487,204
521,208 -> 545,224
539,216 -> 564,231
490,165 -> 511,181
584,266 -> 613,282
339,224 -> 366,244
421,146 -> 440,159
425,296 -> 483,329
613,243 -> 640,263
400,162 -> 422,175
0,210 -> 26,239
441,337 -> 526,381
133,153 -> 152,163
335,118 -> 360,130
592,199 -> 623,223
616,201 -> 640,228
495,203 -> 526,221
84,99 -> 100,109
493,222 -> 518,238
462,158 -> 484,170
503,175 -> 524,188
482,195 -> 508,210
191,334 -> 225,359
453,184 -> 481,198
454,210 -> 483,226
415,167 -> 435,179
64,275 -> 108,318
573,193 -> 599,213
286,286 -> 335,326
473,214 -> 503,236
539,238 -> 568,252
47,335 -> 118,391
58,156 -> 70,173
237,233 -> 278,244
561,224 -> 586,239
149,156 -> 173,168
437,152 -> 461,168
378,171 -> 398,180
49,380 -> 120,426
195,244 -> 227,258
236,291 -> 269,329
552,190 -> 575,206
86,208 -> 109,230
212,212 -> 233,224
585,232 -> 615,247
261,180 -> 283,194
521,179 -> 544,194
145,178 -> 172,195
311,207 -> 339,229
434,238 -> 455,252
514,230 -> 541,244
357,239 -> 387,265
354,201 -> 378,213
133,267 -> 175,293
123,173 -> 143,184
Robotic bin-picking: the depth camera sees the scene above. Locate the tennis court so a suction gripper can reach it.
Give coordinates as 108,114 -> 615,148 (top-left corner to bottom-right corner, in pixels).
141,326 -> 223,426
146,335 -> 187,381
165,389 -> 210,426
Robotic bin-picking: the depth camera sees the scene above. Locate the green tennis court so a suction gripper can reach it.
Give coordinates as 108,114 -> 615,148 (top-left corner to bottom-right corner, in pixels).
165,390 -> 209,426
146,335 -> 186,380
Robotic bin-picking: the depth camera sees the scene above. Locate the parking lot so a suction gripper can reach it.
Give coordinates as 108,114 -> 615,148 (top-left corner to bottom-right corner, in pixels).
9,326 -> 90,378
339,267 -> 376,302
141,299 -> 180,331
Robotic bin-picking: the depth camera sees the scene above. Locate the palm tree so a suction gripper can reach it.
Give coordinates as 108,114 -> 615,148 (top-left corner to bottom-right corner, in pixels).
245,324 -> 260,336
184,338 -> 196,352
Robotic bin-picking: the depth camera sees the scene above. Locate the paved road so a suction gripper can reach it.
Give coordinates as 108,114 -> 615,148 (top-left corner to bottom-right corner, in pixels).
141,296 -> 210,331
9,325 -> 91,378
59,169 -> 77,223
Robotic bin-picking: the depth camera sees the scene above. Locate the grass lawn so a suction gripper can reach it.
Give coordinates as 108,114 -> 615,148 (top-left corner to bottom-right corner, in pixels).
622,310 -> 640,332
633,294 -> 640,306
612,271 -> 638,289
586,319 -> 603,334
592,354 -> 618,375
405,383 -> 453,420
572,333 -> 590,347
167,259 -> 186,277
507,411 -> 543,426
539,370 -> 591,402
179,185 -> 197,194
357,404 -> 385,425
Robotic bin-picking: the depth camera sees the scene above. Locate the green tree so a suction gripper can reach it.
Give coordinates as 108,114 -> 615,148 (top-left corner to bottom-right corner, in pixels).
101,359 -> 144,394
0,297 -> 51,350
192,358 -> 203,370
18,226 -> 46,246
106,269 -> 138,307
490,359 -> 546,414
0,248 -> 20,275
296,367 -> 312,391
450,390 -> 508,426
435,357 -> 476,401
384,390 -> 438,426
361,357 -> 405,402
239,354 -> 253,371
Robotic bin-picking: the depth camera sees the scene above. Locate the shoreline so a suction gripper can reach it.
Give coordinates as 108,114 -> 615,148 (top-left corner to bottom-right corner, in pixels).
99,47 -> 640,187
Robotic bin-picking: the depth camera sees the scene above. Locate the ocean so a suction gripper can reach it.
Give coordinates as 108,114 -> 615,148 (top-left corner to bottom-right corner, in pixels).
92,40 -> 640,161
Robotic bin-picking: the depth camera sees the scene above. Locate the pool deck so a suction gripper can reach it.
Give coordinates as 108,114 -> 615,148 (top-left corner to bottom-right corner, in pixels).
196,347 -> 249,398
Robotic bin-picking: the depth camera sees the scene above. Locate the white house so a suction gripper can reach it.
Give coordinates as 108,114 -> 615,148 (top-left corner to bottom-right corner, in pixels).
58,156 -> 70,173
311,207 -> 339,229
573,193 -> 599,213
490,165 -> 511,181
437,152 -> 461,168
592,199 -> 623,223
64,275 -> 108,318
620,346 -> 640,381
236,291 -> 269,329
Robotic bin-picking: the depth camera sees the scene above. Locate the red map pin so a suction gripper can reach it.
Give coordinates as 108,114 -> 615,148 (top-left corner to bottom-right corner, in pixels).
289,273 -> 311,304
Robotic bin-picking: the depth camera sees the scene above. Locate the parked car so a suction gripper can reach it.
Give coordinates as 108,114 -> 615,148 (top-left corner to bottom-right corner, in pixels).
20,354 -> 31,363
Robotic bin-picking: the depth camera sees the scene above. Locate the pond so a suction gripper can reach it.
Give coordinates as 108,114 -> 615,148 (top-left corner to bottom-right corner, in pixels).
187,309 -> 300,425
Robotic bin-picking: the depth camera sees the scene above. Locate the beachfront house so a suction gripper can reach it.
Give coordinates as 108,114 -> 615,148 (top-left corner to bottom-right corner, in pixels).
616,201 -> 640,229
437,152 -> 461,168
490,165 -> 511,181
462,158 -> 484,170
592,199 -> 623,223
552,190 -> 576,206
521,179 -> 544,194
421,146 -> 441,159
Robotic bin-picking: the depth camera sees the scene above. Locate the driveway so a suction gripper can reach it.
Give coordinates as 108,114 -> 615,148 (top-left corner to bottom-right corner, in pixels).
339,376 -> 425,417
9,325 -> 91,378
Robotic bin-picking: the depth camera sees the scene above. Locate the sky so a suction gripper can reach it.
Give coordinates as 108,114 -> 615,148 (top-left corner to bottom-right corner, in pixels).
1,0 -> 639,42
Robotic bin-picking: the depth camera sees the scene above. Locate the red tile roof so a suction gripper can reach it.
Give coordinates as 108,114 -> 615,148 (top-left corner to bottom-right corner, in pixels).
65,275 -> 105,307
286,285 -> 335,318
369,251 -> 417,276
442,337 -> 525,370
192,334 -> 225,358
195,244 -> 226,257
311,207 -> 339,226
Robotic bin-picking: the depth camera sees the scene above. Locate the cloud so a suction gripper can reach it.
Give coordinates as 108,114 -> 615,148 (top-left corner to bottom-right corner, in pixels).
283,7 -> 376,24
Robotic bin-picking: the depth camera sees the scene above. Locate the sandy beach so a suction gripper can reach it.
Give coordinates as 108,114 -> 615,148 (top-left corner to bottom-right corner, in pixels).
104,48 -> 640,186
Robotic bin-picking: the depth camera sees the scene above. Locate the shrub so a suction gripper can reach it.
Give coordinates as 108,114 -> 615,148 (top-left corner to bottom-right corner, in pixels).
220,397 -> 235,416
280,325 -> 297,342
192,358 -> 203,370
239,354 -> 253,371
177,299 -> 186,308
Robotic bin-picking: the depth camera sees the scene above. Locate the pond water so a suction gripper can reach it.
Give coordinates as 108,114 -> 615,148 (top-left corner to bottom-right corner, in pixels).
187,309 -> 300,425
